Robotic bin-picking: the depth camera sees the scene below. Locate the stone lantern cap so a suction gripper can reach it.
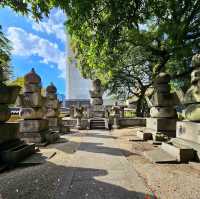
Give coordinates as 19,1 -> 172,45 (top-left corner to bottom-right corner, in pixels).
192,54 -> 200,68
46,82 -> 57,93
24,68 -> 41,84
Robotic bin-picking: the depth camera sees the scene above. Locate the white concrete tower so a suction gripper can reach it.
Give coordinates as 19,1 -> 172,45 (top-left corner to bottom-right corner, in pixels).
66,34 -> 91,100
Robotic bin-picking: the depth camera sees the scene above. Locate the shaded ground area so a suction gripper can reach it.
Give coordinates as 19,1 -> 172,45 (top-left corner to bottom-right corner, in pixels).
1,127 -> 199,199
0,130 -> 153,199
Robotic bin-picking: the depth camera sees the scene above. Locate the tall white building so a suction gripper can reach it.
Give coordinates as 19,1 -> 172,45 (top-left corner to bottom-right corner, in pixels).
65,38 -> 91,100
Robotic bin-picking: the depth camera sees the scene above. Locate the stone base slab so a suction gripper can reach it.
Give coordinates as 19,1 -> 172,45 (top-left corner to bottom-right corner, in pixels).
20,119 -> 48,133
176,121 -> 200,144
0,143 -> 35,164
161,142 -> 195,162
146,118 -> 177,132
20,131 -> 48,143
137,131 -> 152,141
0,122 -> 19,144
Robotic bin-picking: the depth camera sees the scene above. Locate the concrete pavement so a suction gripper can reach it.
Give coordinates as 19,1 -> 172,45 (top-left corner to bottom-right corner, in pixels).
0,130 -> 154,199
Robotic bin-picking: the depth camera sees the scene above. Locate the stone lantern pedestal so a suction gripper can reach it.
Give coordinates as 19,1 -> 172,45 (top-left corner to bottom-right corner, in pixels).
0,69 -> 35,165
138,73 -> 178,141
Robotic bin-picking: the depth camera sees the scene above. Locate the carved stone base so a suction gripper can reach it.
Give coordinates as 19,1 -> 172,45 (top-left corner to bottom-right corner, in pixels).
20,119 -> 48,133
146,118 -> 176,132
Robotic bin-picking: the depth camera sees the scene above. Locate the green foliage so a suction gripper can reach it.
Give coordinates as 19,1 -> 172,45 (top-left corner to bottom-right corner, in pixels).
2,0 -> 200,98
0,25 -> 12,79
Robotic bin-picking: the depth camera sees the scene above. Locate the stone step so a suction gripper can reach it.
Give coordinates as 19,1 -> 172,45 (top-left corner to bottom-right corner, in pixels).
161,142 -> 195,162
144,148 -> 177,163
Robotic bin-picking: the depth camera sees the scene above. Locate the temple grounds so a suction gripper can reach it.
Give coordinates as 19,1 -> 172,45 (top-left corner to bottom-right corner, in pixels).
0,128 -> 200,199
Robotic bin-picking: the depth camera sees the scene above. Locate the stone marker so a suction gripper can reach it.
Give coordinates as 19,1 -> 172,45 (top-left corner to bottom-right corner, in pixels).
88,79 -> 109,129
0,68 -> 35,165
111,102 -> 121,129
141,72 -> 179,141
18,68 -> 58,145
145,54 -> 200,163
44,83 -> 61,132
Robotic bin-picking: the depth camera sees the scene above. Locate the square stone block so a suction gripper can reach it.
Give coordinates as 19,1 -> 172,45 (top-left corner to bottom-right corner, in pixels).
20,131 -> 49,143
0,122 -> 19,144
146,118 -> 176,132
23,93 -> 42,107
177,121 -> 200,144
48,117 -> 60,127
20,119 -> 48,133
45,99 -> 59,109
92,105 -> 105,112
20,108 -> 43,119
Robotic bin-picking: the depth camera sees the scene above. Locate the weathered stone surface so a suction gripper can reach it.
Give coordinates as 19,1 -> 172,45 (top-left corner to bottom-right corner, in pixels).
144,148 -> 177,163
46,93 -> 57,100
24,68 -> 41,84
92,105 -> 105,112
177,121 -> 200,143
1,143 -> 35,164
45,99 -> 59,109
155,73 -> 171,84
24,83 -> 41,93
0,104 -> 10,122
45,109 -> 59,118
151,92 -> 178,107
90,98 -> 103,105
146,118 -> 176,132
0,122 -> 19,144
20,108 -> 44,119
47,117 -> 60,127
0,85 -> 21,104
23,93 -> 43,107
119,118 -> 146,127
20,119 -> 48,133
150,107 -> 177,118
21,131 -> 47,143
161,142 -> 195,162
184,104 -> 200,121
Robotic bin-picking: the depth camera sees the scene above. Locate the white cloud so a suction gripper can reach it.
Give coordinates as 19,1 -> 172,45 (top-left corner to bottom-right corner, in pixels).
7,27 -> 66,78
31,9 -> 66,43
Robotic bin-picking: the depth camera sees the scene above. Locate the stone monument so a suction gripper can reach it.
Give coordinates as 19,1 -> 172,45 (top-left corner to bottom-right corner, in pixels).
19,68 -> 58,145
44,83 -> 61,132
144,55 -> 200,163
0,68 -> 35,164
89,79 -> 105,118
138,72 -> 179,141
88,79 -> 109,129
74,106 -> 84,129
111,102 -> 121,129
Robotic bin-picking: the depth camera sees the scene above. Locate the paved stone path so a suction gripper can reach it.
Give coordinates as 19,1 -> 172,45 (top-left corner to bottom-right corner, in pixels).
57,130 -> 152,199
0,130 -> 153,199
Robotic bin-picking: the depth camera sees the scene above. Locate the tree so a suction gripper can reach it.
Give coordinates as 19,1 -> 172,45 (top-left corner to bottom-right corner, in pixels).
0,25 -> 12,79
2,0 -> 200,110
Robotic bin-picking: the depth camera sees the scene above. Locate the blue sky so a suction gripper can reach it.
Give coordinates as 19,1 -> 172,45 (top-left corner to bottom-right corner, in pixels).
0,7 -> 67,95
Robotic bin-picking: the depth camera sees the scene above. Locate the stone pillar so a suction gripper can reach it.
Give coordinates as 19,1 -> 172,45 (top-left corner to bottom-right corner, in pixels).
0,68 -> 35,164
19,68 -> 56,145
142,73 -> 178,141
112,102 -> 121,129
89,79 -> 105,118
74,106 -> 84,130
44,83 -> 61,132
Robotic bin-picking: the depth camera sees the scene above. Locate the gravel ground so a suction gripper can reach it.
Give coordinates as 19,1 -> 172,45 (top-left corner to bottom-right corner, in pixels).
112,127 -> 200,199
